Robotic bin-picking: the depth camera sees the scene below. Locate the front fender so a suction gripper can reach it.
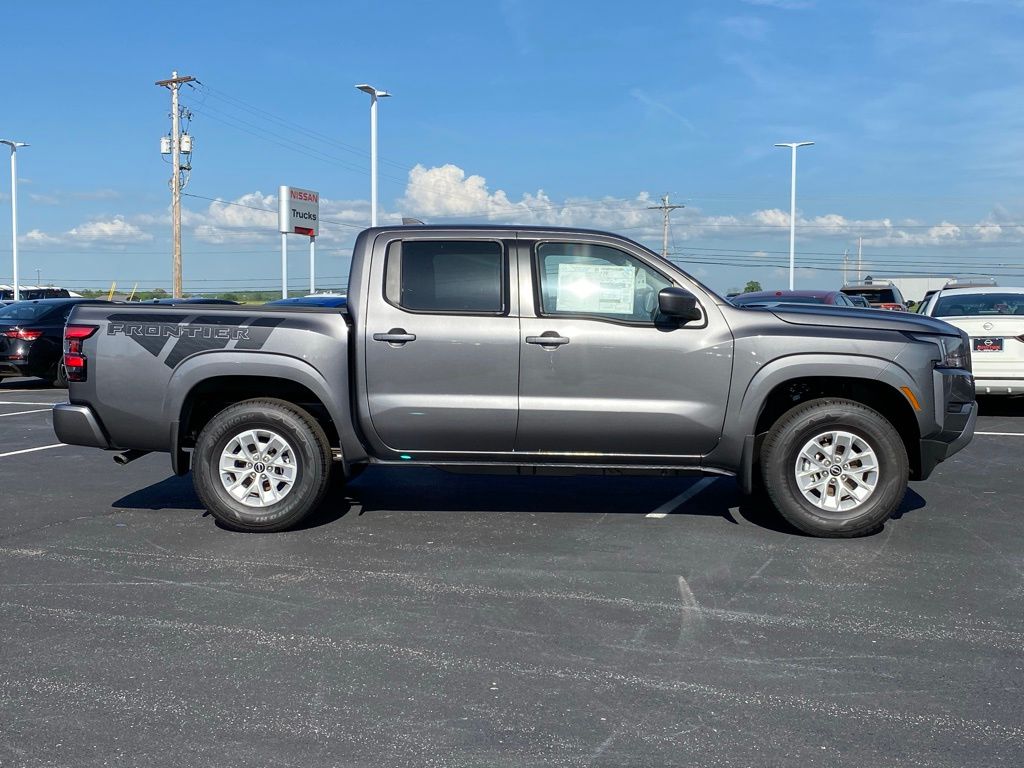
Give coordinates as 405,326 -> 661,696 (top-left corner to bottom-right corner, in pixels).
704,351 -> 926,482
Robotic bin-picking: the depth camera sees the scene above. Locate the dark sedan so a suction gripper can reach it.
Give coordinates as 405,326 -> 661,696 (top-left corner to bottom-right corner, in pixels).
0,299 -> 111,386
731,290 -> 857,308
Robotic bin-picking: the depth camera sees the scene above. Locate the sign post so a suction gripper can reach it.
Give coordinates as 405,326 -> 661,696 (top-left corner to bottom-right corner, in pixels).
278,185 -> 319,299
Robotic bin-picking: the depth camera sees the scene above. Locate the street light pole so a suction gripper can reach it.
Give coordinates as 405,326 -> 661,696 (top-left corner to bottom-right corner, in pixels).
774,141 -> 814,290
355,84 -> 391,227
1,140 -> 28,301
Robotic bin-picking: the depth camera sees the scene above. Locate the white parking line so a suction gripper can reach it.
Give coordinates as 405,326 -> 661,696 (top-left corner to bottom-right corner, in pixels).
975,431 -> 1024,436
647,477 -> 716,518
0,409 -> 52,418
0,443 -> 67,459
0,401 -> 58,406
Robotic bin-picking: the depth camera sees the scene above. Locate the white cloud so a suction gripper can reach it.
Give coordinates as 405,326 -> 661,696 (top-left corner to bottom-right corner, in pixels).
22,229 -> 63,245
398,164 -> 660,237
68,216 -> 152,242
21,215 -> 154,246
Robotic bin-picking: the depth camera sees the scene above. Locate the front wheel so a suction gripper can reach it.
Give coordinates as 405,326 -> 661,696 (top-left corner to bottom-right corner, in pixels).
760,398 -> 909,538
193,399 -> 331,532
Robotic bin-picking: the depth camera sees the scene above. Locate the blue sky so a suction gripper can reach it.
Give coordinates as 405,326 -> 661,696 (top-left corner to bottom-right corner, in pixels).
1,0 -> 1022,294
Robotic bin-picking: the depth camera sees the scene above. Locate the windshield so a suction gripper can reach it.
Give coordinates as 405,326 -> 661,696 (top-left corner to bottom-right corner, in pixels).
932,293 -> 1024,316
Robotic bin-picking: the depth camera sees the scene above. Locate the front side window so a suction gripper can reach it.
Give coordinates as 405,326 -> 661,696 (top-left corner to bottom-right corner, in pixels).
385,240 -> 505,314
535,242 -> 673,323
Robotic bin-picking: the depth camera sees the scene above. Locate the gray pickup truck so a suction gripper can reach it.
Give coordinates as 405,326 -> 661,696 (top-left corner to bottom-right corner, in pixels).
53,226 -> 976,537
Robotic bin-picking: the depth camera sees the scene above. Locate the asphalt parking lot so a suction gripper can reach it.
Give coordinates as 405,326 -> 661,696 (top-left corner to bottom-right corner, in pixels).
0,377 -> 1021,767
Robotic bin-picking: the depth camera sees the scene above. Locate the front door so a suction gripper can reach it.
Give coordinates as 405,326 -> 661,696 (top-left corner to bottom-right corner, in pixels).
364,236 -> 520,454
516,239 -> 733,459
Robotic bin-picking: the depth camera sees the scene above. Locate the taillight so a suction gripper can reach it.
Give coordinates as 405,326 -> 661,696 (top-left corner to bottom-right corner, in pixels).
3,328 -> 43,341
64,324 -> 98,382
879,303 -> 904,311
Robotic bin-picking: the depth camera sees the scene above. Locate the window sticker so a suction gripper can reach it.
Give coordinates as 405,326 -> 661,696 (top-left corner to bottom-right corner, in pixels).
555,263 -> 636,314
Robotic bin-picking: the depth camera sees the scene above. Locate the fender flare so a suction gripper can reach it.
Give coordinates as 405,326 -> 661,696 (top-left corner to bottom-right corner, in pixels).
162,351 -> 366,474
713,353 -> 922,493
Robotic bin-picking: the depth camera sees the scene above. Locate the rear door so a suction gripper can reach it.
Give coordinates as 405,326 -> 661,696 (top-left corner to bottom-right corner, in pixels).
363,235 -> 520,454
515,237 -> 733,459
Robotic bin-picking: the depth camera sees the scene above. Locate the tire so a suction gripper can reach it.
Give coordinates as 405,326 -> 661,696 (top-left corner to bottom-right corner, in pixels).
50,362 -> 68,388
759,398 -> 908,538
193,398 -> 331,532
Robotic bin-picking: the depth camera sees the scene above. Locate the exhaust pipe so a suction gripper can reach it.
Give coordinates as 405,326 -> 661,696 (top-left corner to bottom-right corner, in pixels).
113,449 -> 150,466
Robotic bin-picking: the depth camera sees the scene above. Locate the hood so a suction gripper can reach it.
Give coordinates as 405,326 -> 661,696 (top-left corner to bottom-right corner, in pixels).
767,305 -> 960,335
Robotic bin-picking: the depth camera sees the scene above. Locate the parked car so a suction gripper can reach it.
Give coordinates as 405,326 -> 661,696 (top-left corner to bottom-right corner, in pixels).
265,294 -> 348,308
0,286 -> 73,300
55,225 -> 975,538
840,281 -> 908,311
143,298 -> 240,305
731,290 -> 857,307
920,286 -> 1024,395
846,294 -> 870,308
0,299 -> 112,386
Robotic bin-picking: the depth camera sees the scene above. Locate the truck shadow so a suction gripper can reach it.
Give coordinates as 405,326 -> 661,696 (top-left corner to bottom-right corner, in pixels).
112,469 -> 927,536
336,468 -> 928,537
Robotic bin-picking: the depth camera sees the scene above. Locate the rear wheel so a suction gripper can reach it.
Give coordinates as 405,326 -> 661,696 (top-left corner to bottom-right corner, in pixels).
760,398 -> 908,538
193,399 -> 331,532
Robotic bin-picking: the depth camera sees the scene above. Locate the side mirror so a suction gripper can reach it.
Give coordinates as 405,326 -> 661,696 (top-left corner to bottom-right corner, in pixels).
658,287 -> 702,323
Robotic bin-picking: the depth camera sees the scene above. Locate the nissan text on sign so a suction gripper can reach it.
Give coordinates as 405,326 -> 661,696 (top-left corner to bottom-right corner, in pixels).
278,185 -> 319,237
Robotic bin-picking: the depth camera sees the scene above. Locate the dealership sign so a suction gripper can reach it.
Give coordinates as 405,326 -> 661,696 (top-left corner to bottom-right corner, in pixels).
278,185 -> 319,237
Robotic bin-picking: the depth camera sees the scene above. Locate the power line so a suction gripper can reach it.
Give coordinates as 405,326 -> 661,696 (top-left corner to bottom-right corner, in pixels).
190,81 -> 413,173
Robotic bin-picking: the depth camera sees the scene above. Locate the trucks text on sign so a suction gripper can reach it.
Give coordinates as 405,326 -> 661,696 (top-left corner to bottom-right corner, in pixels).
278,185 -> 319,237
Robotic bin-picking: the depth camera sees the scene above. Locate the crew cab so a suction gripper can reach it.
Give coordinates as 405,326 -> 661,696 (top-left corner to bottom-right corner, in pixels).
54,226 -> 976,537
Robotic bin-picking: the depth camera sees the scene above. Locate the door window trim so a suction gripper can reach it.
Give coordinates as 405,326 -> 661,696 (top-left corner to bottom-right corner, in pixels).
529,239 -> 705,328
381,237 -> 511,317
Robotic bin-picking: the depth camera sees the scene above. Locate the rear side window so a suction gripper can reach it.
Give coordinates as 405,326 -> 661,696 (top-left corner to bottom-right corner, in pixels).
385,240 -> 505,314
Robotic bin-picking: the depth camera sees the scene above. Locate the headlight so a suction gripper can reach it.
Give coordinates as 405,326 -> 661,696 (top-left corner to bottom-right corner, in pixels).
913,333 -> 971,371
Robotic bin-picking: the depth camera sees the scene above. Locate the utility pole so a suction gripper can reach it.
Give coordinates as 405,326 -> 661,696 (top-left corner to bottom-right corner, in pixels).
647,194 -> 685,258
857,236 -> 863,282
155,71 -> 195,298
1,140 -> 27,301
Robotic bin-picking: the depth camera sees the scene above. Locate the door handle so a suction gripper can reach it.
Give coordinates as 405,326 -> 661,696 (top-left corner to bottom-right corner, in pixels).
373,328 -> 417,345
526,332 -> 570,348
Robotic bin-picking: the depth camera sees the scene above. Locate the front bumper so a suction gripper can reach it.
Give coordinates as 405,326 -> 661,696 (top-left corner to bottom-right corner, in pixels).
918,369 -> 977,479
52,403 -> 112,449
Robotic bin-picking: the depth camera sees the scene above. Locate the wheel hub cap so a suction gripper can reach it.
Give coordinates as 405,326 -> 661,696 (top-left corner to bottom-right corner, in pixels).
219,429 -> 297,508
795,430 -> 879,513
